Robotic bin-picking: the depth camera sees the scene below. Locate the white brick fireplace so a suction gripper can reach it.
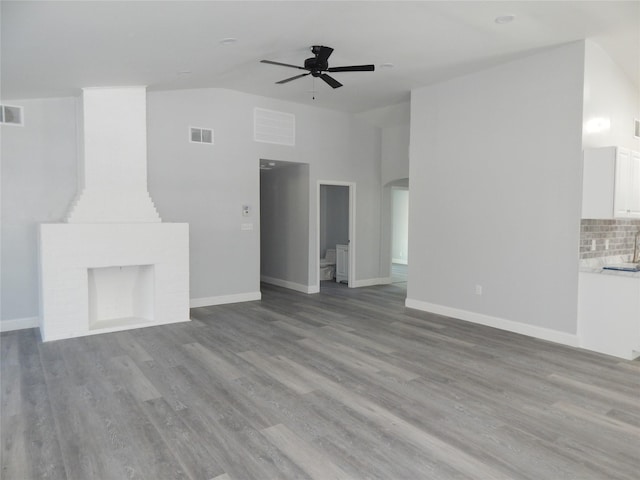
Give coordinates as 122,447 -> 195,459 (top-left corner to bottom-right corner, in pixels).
39,87 -> 189,342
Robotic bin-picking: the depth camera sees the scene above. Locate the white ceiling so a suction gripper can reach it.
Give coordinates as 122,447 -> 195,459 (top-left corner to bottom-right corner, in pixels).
2,1 -> 638,114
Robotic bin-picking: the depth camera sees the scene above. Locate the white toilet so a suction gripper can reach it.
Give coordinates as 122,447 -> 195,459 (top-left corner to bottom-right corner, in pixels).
319,248 -> 336,280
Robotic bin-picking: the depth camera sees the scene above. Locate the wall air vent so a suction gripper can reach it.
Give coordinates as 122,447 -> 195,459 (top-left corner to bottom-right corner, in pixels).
634,119 -> 640,139
254,107 -> 295,146
0,104 -> 23,126
190,127 -> 213,144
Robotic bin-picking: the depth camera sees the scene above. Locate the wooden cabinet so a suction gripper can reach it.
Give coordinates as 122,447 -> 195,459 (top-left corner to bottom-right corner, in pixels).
582,146 -> 640,219
336,244 -> 349,284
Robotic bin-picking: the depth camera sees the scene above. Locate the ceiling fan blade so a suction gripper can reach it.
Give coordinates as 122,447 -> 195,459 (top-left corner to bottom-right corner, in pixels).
260,60 -> 306,70
327,65 -> 375,73
276,73 -> 311,84
315,46 -> 334,63
320,74 -> 342,89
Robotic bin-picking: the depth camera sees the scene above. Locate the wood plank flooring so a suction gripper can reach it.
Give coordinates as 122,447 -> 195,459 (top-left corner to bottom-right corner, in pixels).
2,282 -> 639,479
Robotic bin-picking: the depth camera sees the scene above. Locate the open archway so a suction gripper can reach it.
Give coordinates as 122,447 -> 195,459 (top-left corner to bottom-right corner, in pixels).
381,178 -> 409,288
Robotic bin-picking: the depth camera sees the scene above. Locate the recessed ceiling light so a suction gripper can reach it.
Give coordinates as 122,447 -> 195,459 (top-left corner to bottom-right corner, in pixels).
220,38 -> 238,45
495,15 -> 515,24
380,63 -> 394,69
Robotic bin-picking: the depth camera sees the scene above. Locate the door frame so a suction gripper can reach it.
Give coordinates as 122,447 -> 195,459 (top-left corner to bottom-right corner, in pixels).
317,181 -> 356,289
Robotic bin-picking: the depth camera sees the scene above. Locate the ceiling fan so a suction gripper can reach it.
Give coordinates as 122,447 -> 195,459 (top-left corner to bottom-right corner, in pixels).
261,45 -> 375,89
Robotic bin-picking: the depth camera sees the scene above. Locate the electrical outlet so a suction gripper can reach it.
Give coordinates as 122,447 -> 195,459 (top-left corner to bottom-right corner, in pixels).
591,239 -> 596,251
475,284 -> 482,295
605,239 -> 609,250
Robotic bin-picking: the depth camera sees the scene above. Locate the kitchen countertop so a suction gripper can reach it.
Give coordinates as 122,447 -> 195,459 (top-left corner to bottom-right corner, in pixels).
579,255 -> 640,278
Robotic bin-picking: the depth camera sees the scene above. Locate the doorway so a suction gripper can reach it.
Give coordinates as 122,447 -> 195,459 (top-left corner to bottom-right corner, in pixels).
317,181 -> 355,290
391,185 -> 409,285
381,178 -> 408,289
259,159 -> 311,293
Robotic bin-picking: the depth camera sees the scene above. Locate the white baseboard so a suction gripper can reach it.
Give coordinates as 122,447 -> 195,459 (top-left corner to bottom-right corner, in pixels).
351,277 -> 392,288
261,276 -> 317,294
404,298 -> 579,348
190,291 -> 261,308
0,316 -> 39,332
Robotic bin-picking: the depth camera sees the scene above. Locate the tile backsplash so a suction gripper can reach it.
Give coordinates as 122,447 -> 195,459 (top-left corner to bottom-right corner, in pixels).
580,219 -> 640,259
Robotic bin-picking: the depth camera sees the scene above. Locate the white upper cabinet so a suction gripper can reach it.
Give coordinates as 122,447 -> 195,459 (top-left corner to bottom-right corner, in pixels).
582,146 -> 640,219
614,149 -> 640,218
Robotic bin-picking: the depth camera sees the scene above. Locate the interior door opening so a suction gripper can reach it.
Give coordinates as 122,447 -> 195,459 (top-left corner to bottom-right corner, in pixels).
382,178 -> 408,292
259,159 -> 310,293
391,185 -> 409,286
318,182 -> 355,290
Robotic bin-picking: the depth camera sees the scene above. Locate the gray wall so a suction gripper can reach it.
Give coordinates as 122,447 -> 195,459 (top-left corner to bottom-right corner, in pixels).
1,97 -> 78,322
381,123 -> 410,186
147,88 -> 382,297
260,164 -> 310,286
407,42 -> 585,334
320,185 -> 349,258
376,103 -> 410,281
1,87 -> 383,323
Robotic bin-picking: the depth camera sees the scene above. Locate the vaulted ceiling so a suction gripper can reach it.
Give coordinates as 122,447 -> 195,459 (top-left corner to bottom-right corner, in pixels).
2,1 -> 638,113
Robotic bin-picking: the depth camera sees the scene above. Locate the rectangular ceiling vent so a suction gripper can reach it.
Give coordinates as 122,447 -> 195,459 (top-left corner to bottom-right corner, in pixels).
254,107 -> 295,146
0,104 -> 24,126
635,119 -> 640,139
190,126 -> 213,144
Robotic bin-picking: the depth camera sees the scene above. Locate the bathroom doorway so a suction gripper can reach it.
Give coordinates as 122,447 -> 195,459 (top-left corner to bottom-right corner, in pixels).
317,182 -> 355,290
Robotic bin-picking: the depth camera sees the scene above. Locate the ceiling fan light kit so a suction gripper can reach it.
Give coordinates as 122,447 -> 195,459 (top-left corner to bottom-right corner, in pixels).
261,45 -> 375,90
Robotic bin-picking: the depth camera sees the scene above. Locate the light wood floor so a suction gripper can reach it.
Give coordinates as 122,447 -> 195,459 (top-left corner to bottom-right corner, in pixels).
2,282 -> 639,479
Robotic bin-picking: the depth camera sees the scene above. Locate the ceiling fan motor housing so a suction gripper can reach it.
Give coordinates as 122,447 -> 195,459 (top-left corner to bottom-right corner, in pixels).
304,57 -> 328,75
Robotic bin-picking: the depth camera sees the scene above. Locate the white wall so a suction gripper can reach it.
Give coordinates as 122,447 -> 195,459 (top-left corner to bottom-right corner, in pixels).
320,185 -> 349,257
583,40 -> 640,151
260,164 -> 310,288
407,42 -> 585,339
1,97 -> 78,325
